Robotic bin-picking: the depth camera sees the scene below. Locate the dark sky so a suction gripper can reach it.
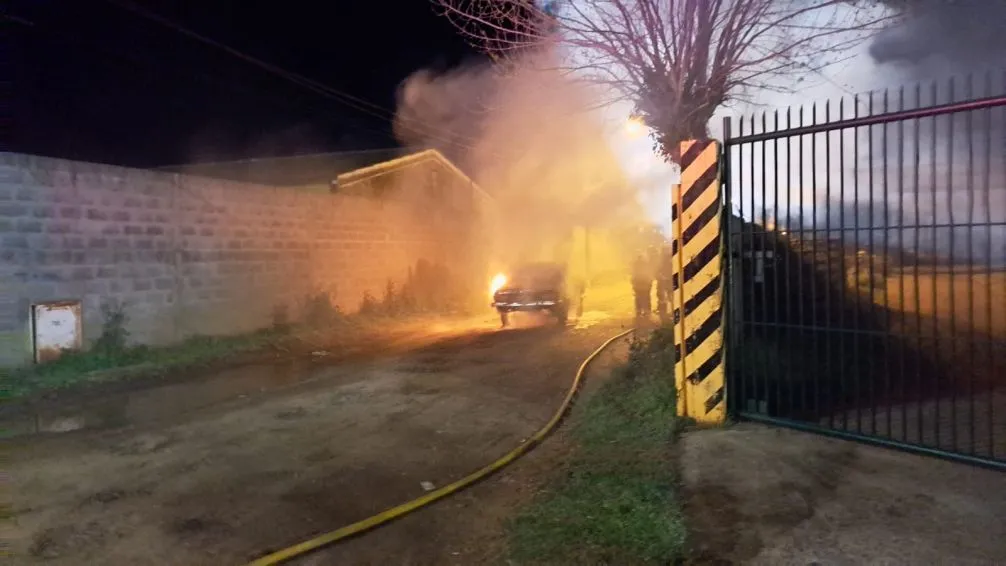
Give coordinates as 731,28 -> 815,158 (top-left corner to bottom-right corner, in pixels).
7,0 -> 480,168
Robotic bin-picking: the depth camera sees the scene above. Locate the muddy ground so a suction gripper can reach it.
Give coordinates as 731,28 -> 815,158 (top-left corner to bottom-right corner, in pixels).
3,316 -> 505,437
681,423 -> 1006,565
6,312 -> 633,566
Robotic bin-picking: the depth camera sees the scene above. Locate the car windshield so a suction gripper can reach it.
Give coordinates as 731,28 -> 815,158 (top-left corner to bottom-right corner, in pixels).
509,264 -> 562,289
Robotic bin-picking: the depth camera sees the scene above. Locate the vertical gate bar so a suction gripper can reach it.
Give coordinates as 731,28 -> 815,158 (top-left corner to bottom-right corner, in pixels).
852,94 -> 862,434
798,106 -> 808,417
947,76 -> 958,454
737,117 -> 745,406
738,116 -> 748,408
749,114 -> 758,411
773,109 -> 782,416
965,74 -> 976,456
824,100 -> 835,430
913,82 -> 925,447
722,117 -> 733,414
760,111 -> 770,415
1001,69 -> 1005,461
811,102 -> 821,422
898,85 -> 908,444
929,80 -> 941,449
731,118 -> 739,406
841,97 -> 849,434
785,107 -> 795,418
882,88 -> 892,440
982,71 -> 994,457
868,91 -> 877,437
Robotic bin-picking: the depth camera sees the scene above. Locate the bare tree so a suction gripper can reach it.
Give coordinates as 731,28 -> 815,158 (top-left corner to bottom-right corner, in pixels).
434,0 -> 893,163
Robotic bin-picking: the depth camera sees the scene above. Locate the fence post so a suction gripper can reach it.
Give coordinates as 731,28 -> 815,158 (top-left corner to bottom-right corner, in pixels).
722,117 -> 742,416
673,139 -> 727,424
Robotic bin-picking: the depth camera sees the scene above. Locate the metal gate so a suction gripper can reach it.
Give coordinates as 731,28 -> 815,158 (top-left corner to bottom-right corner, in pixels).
721,72 -> 1006,469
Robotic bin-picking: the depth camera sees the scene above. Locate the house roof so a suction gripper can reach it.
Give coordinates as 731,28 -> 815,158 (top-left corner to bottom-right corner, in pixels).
335,148 -> 478,190
157,148 -> 409,187
159,146 -> 494,202
335,148 -> 494,202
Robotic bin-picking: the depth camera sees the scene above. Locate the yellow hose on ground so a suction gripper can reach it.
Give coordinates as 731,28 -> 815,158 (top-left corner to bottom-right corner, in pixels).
244,327 -> 636,566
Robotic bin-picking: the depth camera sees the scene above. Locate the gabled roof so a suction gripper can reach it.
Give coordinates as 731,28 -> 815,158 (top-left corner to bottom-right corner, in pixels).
335,148 -> 478,189
157,148 -> 409,187
335,148 -> 494,202
158,146 -> 494,202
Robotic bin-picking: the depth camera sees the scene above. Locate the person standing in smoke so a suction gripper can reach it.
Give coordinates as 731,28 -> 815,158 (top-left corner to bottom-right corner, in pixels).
631,254 -> 653,317
655,245 -> 673,320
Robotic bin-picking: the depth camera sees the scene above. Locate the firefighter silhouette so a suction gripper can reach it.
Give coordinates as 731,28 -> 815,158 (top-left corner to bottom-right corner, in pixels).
655,244 -> 673,319
631,254 -> 654,317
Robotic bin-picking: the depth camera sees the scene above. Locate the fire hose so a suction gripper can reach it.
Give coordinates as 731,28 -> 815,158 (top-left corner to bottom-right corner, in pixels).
244,327 -> 635,566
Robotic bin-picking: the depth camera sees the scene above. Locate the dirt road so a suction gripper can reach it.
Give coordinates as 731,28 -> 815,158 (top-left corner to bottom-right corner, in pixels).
681,423 -> 1006,564
6,313 -> 633,566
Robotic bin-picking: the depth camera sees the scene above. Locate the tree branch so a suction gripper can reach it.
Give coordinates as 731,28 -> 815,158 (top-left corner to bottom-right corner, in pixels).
432,0 -> 892,162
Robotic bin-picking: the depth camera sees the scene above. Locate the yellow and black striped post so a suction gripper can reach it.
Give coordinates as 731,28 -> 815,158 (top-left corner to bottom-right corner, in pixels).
670,139 -> 726,424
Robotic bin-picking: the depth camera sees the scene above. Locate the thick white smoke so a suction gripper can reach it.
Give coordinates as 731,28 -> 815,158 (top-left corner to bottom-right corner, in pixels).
393,51 -> 648,269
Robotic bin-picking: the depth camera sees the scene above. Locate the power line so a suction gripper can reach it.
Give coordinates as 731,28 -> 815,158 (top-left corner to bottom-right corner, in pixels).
1,10 -> 34,26
15,14 -> 397,143
101,0 -> 489,154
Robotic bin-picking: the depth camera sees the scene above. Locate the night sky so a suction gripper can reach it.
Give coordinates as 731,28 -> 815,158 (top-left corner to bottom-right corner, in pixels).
8,0 -> 480,168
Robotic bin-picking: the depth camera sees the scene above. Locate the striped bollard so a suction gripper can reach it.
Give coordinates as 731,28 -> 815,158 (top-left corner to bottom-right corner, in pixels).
670,140 -> 726,424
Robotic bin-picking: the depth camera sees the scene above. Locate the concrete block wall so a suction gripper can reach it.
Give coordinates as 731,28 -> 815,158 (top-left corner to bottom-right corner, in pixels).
0,152 -> 483,367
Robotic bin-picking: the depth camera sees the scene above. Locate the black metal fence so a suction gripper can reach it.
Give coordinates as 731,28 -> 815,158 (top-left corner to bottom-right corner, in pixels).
722,71 -> 1006,469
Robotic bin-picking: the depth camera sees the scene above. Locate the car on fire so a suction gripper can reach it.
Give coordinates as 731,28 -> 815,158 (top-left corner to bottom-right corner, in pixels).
490,262 -> 577,328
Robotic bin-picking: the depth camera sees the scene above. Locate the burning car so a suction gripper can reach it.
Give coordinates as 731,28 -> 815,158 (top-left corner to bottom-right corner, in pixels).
490,262 -> 575,328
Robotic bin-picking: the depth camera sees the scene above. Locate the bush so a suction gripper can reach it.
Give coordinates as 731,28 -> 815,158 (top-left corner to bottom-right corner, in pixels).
302,292 -> 343,328
91,301 -> 130,356
358,291 -> 380,317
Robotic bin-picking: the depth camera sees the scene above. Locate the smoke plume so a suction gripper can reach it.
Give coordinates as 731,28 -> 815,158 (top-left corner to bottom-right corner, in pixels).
868,0 -> 1006,76
393,52 -> 647,273
863,0 -> 1006,264
733,1 -> 1006,266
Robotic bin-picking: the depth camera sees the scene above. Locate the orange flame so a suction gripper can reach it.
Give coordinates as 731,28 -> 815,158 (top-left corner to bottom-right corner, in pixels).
490,273 -> 507,297
625,115 -> 646,138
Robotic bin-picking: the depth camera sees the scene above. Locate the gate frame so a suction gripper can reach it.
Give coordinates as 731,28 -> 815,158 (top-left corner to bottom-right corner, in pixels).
719,89 -> 1006,471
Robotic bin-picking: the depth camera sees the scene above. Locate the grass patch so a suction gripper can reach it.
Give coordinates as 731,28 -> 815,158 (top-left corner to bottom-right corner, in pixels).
0,293 -> 422,401
1,328 -> 287,400
507,327 -> 686,565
